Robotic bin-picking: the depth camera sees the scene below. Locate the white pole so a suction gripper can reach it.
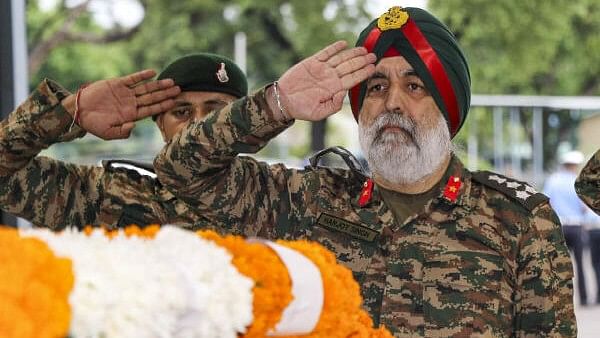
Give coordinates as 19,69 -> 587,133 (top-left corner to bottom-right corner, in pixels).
12,0 -> 30,228
467,111 -> 478,171
510,107 -> 522,177
493,107 -> 504,172
234,31 -> 247,75
532,107 -> 544,187
12,0 -> 28,104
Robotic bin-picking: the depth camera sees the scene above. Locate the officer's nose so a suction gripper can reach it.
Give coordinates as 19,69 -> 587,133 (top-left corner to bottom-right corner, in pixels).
192,109 -> 208,122
384,84 -> 408,116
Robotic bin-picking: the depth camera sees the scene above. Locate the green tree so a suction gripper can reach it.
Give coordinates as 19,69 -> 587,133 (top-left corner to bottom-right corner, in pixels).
429,0 -> 600,169
27,0 -> 370,160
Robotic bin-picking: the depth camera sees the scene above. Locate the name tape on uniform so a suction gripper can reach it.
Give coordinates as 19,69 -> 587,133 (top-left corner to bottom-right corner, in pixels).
317,213 -> 379,242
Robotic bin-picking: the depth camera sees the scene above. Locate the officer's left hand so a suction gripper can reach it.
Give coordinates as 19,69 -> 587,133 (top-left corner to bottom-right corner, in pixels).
274,41 -> 376,121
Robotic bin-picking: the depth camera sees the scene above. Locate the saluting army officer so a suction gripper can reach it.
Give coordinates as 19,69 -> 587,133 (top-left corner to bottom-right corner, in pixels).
153,7 -> 576,337
0,53 -> 247,228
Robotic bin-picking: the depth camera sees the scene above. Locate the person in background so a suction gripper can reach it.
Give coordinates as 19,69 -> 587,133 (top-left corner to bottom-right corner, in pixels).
576,148 -> 600,213
544,150 -> 588,305
576,148 -> 600,304
0,54 -> 247,228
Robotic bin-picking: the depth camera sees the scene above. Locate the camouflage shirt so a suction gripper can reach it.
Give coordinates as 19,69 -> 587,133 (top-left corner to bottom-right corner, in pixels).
575,149 -> 600,215
154,87 -> 576,337
0,79 -> 208,229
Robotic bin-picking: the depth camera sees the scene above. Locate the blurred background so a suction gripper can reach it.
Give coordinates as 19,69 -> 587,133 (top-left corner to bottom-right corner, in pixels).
1,0 -> 600,334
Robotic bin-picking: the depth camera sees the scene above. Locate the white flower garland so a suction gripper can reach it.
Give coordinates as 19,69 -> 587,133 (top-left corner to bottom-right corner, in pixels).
22,226 -> 254,338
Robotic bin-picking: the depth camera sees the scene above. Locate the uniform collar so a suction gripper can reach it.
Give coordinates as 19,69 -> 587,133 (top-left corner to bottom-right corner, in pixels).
439,155 -> 472,209
353,154 -> 473,212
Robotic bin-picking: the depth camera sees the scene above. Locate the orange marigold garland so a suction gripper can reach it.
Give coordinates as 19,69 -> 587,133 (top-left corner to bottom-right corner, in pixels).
1,225 -> 392,338
0,227 -> 73,338
198,230 -> 294,337
282,240 -> 392,338
83,224 -> 161,239
199,230 -> 393,338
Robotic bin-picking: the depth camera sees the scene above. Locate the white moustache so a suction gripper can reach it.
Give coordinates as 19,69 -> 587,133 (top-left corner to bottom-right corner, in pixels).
372,113 -> 416,144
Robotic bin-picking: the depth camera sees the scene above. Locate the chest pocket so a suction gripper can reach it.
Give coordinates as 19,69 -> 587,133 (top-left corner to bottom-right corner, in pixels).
422,252 -> 513,337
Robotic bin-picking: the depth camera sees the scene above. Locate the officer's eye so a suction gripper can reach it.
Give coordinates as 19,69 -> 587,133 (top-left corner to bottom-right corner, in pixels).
367,82 -> 387,95
206,102 -> 228,114
170,106 -> 193,120
407,83 -> 423,91
407,82 -> 428,97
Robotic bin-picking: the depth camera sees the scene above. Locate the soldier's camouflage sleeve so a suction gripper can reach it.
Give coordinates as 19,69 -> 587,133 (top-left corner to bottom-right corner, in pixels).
575,149 -> 600,215
0,79 -> 164,229
153,86 -> 298,237
515,201 -> 576,337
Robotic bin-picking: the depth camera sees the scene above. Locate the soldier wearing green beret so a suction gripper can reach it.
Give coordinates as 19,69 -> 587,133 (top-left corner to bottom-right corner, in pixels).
153,53 -> 247,142
153,6 -> 576,337
0,53 -> 247,228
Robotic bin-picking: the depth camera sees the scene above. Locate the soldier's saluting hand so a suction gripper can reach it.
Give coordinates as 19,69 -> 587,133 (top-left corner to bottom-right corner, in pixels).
61,69 -> 180,140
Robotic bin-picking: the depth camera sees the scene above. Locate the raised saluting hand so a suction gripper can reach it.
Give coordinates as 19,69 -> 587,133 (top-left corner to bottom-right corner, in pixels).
66,69 -> 180,140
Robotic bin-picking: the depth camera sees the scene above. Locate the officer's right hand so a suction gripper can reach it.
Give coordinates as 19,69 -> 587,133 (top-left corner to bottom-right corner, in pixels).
272,41 -> 376,122
63,69 -> 180,140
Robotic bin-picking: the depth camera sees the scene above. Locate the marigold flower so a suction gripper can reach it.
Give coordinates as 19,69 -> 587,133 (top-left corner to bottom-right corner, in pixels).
3,225 -> 392,338
0,227 -> 73,338
199,230 -> 393,338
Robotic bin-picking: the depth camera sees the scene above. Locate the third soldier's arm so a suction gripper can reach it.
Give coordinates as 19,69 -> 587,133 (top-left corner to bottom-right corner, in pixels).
0,79 -> 173,229
153,41 -> 375,235
575,149 -> 600,215
514,202 -> 576,337
153,88 -> 297,236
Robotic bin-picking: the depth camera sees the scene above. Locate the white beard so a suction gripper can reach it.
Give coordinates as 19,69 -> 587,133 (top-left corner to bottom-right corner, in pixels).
358,112 -> 452,185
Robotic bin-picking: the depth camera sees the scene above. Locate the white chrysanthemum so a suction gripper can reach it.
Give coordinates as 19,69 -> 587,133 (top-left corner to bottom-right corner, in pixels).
22,226 -> 254,338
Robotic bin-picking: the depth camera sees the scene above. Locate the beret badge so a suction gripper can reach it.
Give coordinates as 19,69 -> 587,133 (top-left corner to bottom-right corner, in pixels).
377,6 -> 409,31
216,62 -> 229,83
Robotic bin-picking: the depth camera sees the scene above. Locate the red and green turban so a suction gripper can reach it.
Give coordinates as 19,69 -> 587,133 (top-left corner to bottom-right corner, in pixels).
349,6 -> 471,137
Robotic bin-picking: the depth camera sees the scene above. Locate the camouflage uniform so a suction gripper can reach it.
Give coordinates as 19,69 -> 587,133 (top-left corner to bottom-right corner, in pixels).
154,87 -> 576,337
0,79 -> 206,229
575,149 -> 600,215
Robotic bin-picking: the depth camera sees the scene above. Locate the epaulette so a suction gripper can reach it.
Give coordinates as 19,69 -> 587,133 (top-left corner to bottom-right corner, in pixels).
102,159 -> 156,178
471,170 -> 548,212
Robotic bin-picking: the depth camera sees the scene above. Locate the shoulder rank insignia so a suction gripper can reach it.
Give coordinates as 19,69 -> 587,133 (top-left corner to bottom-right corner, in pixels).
216,62 -> 229,83
358,178 -> 374,207
472,171 -> 548,211
377,6 -> 409,31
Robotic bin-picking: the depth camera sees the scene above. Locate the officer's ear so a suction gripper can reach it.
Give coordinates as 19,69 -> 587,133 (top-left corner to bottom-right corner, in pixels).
155,114 -> 167,142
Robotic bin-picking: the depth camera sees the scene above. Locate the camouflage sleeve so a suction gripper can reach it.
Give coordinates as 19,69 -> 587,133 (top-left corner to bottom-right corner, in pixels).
154,86 -> 300,237
514,202 -> 576,337
0,79 -> 164,229
575,149 -> 600,214
0,79 -> 86,169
